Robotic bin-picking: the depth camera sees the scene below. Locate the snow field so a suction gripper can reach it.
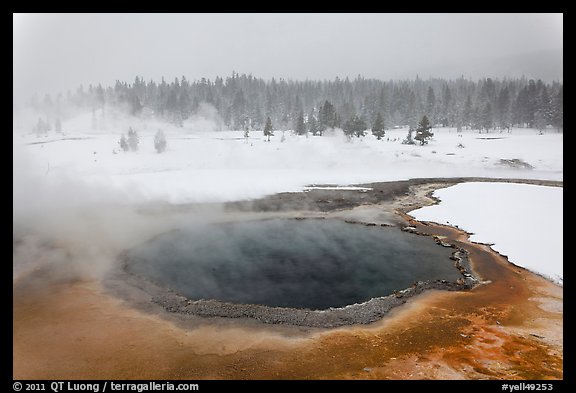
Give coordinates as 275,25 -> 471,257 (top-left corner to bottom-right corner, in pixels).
14,120 -> 562,204
13,115 -> 563,285
410,182 -> 563,285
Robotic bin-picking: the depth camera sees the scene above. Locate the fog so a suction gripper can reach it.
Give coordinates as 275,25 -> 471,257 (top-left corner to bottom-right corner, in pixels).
13,13 -> 562,104
13,136 -> 227,282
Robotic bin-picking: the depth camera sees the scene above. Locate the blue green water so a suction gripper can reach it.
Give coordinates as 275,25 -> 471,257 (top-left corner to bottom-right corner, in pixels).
125,219 -> 459,310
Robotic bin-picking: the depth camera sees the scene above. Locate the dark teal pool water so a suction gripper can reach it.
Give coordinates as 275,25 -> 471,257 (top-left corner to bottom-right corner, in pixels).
125,219 -> 459,310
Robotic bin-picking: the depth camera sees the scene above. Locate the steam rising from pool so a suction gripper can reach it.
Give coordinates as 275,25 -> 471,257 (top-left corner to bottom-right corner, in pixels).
124,219 -> 459,310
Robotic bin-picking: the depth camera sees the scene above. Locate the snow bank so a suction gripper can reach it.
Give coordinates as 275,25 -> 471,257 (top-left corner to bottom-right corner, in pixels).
409,182 -> 563,285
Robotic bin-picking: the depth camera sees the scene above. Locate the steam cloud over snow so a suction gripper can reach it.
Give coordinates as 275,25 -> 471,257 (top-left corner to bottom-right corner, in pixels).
13,119 -> 563,205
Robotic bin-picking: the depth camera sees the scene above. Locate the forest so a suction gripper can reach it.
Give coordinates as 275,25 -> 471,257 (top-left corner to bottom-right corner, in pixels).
27,72 -> 563,134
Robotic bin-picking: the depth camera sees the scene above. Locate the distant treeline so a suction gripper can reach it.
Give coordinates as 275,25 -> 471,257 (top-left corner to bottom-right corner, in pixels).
28,72 -> 563,132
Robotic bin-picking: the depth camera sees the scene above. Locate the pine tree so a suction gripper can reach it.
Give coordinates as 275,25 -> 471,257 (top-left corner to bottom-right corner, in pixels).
127,127 -> 139,151
371,112 -> 385,140
154,129 -> 167,153
243,125 -> 250,143
551,86 -> 563,132
472,106 -> 483,132
454,103 -> 464,133
533,83 -> 551,133
463,95 -> 473,130
426,86 -> 436,124
343,118 -> 355,139
295,111 -> 306,135
533,110 -> 547,133
34,117 -> 47,134
307,111 -> 319,136
354,116 -> 367,138
343,115 -> 367,139
497,87 -> 511,132
407,91 -> 419,129
119,134 -> 129,152
129,91 -> 143,115
319,100 -> 336,133
481,102 -> 493,132
334,112 -> 342,128
525,80 -> 538,127
263,117 -> 274,141
402,126 -> 416,145
441,84 -> 452,126
414,115 -> 434,145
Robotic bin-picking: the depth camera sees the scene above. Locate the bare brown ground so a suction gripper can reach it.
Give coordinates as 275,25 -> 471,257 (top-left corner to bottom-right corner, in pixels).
13,184 -> 563,380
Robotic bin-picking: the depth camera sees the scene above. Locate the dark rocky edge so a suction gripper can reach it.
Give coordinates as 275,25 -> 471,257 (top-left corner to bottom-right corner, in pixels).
224,177 -> 561,214
152,278 -> 475,329
113,261 -> 476,329
112,219 -> 478,328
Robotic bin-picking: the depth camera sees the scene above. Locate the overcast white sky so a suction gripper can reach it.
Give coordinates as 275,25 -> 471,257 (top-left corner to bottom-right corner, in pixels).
13,13 -> 562,103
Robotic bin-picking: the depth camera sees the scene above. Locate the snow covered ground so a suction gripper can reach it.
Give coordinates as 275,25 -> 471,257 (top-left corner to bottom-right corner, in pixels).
13,112 -> 563,285
13,112 -> 563,205
410,182 -> 563,285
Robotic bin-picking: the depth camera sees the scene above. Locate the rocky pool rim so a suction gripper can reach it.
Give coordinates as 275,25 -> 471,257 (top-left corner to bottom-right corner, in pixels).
106,177 -> 561,328
104,180 -> 507,327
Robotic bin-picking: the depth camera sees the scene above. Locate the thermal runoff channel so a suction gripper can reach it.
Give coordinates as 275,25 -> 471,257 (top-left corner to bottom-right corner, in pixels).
124,219 -> 459,310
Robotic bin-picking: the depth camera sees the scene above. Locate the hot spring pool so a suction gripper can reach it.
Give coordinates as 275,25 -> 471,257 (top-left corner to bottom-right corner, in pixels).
124,218 -> 461,310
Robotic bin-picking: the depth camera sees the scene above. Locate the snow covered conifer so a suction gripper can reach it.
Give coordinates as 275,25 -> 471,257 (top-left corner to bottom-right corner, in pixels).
343,118 -> 354,139
354,116 -> 367,138
402,126 -> 416,145
551,86 -> 563,132
481,103 -> 493,132
344,115 -> 367,139
308,111 -> 319,136
154,129 -> 167,153
295,111 -> 306,135
463,95 -> 473,130
243,125 -> 250,143
319,100 -> 337,134
127,127 -> 139,151
119,134 -> 129,152
371,112 -> 385,140
426,86 -> 436,123
264,117 -> 274,141
414,115 -> 434,145
35,117 -> 49,135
